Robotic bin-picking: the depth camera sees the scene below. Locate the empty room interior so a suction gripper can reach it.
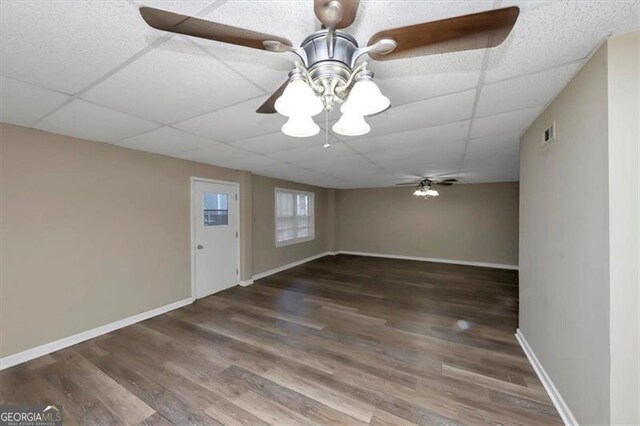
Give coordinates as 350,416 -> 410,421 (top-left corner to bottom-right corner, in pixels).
1,1 -> 639,425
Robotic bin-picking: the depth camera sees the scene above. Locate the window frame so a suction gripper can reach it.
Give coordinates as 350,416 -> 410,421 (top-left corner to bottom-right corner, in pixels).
274,187 -> 315,247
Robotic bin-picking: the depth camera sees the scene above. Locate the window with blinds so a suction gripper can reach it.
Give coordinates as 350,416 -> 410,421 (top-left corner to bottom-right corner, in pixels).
275,188 -> 315,247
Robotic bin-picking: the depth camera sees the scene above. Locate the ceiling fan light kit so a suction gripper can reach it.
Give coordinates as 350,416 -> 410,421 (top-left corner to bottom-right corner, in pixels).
341,70 -> 391,116
271,35 -> 390,137
332,112 -> 371,136
401,178 -> 457,199
282,115 -> 321,138
274,72 -> 324,118
414,182 -> 439,198
139,1 -> 519,142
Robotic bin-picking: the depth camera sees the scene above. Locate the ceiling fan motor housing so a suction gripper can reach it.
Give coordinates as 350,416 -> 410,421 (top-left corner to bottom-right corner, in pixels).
301,30 -> 359,66
302,30 -> 360,107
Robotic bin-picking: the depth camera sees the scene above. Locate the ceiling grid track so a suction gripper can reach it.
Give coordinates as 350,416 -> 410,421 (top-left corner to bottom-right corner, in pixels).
105,92 -> 268,145
28,0 -> 227,128
4,1 -> 637,187
456,0 -> 503,178
187,39 -> 269,94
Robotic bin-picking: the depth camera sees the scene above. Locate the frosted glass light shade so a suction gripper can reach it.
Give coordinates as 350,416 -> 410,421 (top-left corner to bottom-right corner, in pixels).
332,113 -> 370,136
426,188 -> 439,197
341,78 -> 390,116
275,79 -> 323,117
282,116 -> 320,138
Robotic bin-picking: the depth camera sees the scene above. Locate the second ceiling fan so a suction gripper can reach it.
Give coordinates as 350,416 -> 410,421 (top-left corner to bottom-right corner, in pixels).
140,1 -> 519,137
397,177 -> 458,198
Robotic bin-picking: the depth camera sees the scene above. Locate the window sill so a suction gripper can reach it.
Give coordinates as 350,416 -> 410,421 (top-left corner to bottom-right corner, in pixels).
275,236 -> 315,248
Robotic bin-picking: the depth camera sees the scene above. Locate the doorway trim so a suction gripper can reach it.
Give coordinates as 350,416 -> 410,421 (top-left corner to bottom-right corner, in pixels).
190,176 -> 241,299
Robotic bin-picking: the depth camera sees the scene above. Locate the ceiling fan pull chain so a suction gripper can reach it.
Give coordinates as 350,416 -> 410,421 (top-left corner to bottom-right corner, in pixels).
324,110 -> 331,148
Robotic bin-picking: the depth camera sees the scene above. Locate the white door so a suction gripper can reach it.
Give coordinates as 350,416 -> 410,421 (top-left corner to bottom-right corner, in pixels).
193,179 -> 239,298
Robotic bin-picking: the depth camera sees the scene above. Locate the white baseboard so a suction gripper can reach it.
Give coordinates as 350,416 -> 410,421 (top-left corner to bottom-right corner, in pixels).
0,297 -> 194,370
337,250 -> 518,270
1,250 -> 514,370
515,329 -> 578,426
252,251 -> 334,281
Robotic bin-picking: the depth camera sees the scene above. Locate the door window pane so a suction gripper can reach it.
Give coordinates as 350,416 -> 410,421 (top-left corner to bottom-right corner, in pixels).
204,193 -> 228,226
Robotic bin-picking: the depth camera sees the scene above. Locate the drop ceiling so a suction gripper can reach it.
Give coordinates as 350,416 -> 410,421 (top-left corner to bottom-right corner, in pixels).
1,1 -> 638,188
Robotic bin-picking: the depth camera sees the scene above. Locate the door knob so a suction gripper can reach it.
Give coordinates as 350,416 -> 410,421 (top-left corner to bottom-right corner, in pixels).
197,244 -> 203,249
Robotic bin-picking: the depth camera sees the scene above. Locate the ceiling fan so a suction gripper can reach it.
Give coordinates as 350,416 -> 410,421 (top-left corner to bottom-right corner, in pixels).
397,177 -> 458,198
139,1 -> 519,138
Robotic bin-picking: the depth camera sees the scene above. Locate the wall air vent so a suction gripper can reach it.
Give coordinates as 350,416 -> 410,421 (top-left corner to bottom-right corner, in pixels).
542,121 -> 556,146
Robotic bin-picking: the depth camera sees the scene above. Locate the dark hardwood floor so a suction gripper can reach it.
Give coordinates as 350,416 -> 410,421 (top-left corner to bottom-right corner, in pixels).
1,254 -> 561,425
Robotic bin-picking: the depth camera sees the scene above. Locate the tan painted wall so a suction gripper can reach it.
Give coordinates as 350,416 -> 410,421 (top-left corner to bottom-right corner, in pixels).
607,31 -> 639,425
251,175 -> 335,275
0,124 -> 331,358
336,183 -> 519,266
519,44 -> 611,424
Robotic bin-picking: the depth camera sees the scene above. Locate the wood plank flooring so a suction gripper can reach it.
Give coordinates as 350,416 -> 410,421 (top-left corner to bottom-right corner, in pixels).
1,254 -> 562,425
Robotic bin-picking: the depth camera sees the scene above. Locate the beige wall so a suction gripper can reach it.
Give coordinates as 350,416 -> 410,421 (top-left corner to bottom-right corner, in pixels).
520,44 -> 611,424
520,32 -> 640,425
607,31 -> 639,425
1,124 -> 522,362
0,124 -> 331,358
251,175 -> 335,275
336,183 -> 519,266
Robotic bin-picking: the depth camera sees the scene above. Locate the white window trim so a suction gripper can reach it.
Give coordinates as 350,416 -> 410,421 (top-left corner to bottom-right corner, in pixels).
274,187 -> 315,247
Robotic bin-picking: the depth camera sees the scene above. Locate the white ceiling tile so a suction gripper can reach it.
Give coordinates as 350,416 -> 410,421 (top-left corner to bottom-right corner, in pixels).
471,106 -> 543,139
212,155 -> 282,172
462,154 -> 520,169
230,130 -> 336,154
269,142 -> 356,162
192,39 -> 294,93
464,132 -> 521,160
324,166 -> 391,180
309,180 -> 345,189
315,110 -> 343,130
373,50 -> 483,105
485,1 -> 640,82
115,126 -> 215,155
300,154 -> 375,171
458,165 -> 520,183
366,140 -> 466,164
477,62 -> 581,117
0,1 -> 167,94
4,0 -> 638,188
0,77 -> 70,127
382,161 -> 464,180
291,175 -> 340,188
175,142 -> 250,164
247,159 -> 288,172
360,89 -> 476,138
254,163 -> 308,177
345,121 -> 469,153
339,178 -> 398,189
460,154 -> 520,183
174,96 -> 286,142
34,100 -> 159,143
255,164 -> 329,185
81,37 -> 262,124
